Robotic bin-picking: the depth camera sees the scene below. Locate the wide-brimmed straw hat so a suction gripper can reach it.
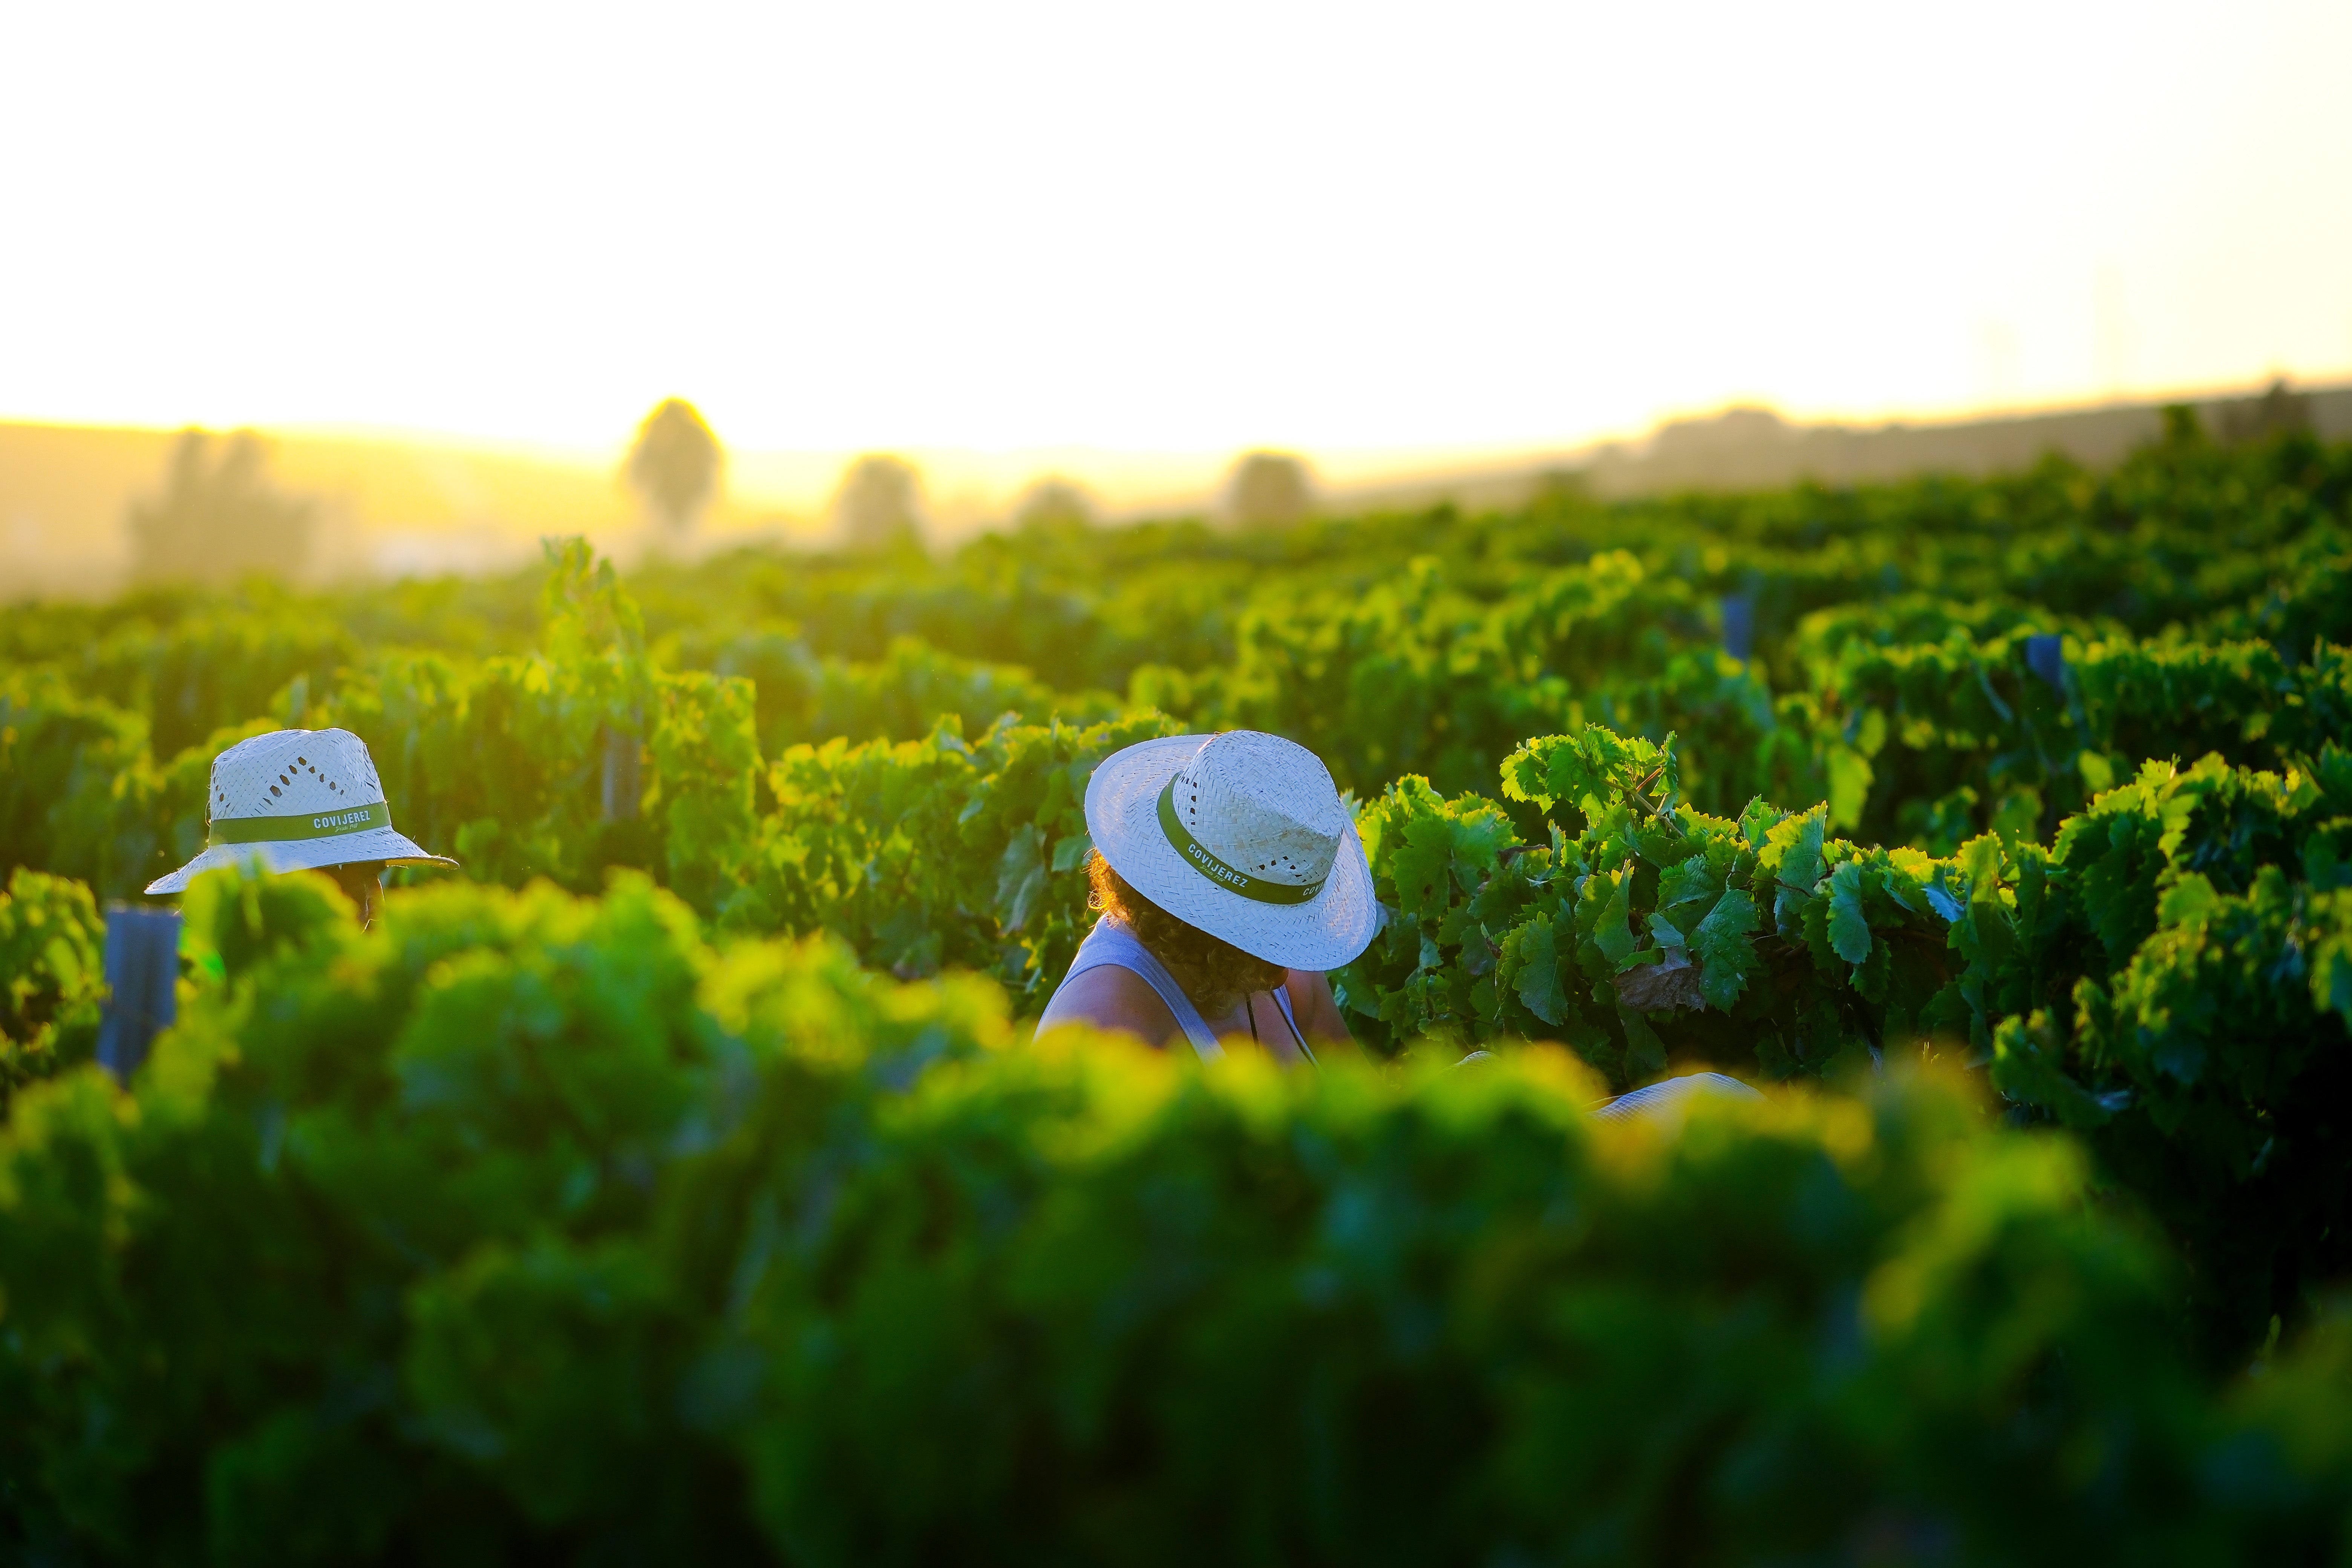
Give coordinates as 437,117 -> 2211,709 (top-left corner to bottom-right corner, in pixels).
145,727 -> 456,896
1085,730 -> 1378,972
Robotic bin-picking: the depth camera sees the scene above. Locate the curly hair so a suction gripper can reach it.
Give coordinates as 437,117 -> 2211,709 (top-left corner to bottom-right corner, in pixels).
1087,851 -> 1286,1017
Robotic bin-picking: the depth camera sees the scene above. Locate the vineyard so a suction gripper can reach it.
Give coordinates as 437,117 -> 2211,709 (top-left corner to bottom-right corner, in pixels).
4,411 -> 2352,1561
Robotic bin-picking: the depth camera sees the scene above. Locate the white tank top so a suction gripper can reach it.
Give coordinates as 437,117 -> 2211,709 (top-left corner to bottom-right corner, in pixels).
1051,917 -> 1754,1120
1052,915 -> 1310,1065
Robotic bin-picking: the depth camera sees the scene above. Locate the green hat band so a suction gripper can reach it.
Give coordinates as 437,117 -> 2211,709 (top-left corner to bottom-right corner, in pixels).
1157,778 -> 1324,906
208,801 -> 392,847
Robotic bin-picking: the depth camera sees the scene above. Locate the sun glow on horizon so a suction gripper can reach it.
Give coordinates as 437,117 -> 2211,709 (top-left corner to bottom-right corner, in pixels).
2,0 -> 2348,462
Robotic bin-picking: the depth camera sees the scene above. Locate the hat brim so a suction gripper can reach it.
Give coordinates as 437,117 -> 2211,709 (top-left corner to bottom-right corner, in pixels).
1084,735 -> 1380,973
144,827 -> 458,896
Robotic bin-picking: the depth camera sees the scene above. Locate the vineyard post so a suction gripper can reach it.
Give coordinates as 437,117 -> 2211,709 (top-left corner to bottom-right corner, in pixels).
2024,633 -> 2066,693
1721,593 -> 1756,663
96,903 -> 180,1081
601,711 -> 643,821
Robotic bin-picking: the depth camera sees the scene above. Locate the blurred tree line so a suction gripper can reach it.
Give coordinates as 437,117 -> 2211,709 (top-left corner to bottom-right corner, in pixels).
122,403 -> 1315,586
127,430 -> 314,585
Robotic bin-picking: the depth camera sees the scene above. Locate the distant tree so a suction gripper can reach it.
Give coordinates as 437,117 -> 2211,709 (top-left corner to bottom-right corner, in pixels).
127,429 -> 315,585
2158,404 -> 2206,449
1532,467 -> 1593,504
2216,378 -> 2312,446
830,455 -> 926,549
1012,476 -> 1096,532
1225,451 -> 1314,528
626,399 -> 722,537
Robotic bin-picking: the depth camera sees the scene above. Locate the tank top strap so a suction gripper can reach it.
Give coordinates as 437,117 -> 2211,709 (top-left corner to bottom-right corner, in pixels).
1266,983 -> 1317,1066
1058,916 -> 1226,1063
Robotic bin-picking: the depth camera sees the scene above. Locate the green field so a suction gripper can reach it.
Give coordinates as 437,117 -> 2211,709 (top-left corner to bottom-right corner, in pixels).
4,409 -> 2352,1561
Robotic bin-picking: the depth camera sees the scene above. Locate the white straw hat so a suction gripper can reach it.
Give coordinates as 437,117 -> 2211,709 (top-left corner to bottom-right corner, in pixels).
144,727 -> 456,896
1084,730 -> 1378,972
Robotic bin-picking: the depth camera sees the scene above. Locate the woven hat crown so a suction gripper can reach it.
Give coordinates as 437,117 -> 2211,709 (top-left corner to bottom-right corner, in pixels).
1167,731 -> 1345,889
208,729 -> 384,827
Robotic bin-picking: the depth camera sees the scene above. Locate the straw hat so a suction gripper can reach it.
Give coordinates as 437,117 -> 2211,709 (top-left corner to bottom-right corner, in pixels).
145,727 -> 456,896
1085,730 -> 1378,972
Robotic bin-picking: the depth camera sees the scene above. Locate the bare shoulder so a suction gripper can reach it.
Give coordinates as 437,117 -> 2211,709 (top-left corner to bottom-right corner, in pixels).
1035,964 -> 1181,1049
1283,968 -> 1357,1054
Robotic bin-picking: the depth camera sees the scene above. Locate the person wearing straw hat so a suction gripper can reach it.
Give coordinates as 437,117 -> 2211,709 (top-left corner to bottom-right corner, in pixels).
145,728 -> 456,929
1037,730 -> 1373,1064
1038,729 -> 1769,1123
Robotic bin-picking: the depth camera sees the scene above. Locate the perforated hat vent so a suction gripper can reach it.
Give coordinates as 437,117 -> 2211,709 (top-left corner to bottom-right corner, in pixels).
207,728 -> 383,823
1168,731 -> 1345,890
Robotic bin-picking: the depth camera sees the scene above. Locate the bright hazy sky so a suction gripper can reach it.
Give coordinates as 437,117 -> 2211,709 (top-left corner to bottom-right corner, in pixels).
5,0 -> 2349,474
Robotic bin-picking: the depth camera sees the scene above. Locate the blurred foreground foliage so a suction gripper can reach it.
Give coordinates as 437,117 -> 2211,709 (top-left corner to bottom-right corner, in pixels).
6,869 -> 2352,1562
